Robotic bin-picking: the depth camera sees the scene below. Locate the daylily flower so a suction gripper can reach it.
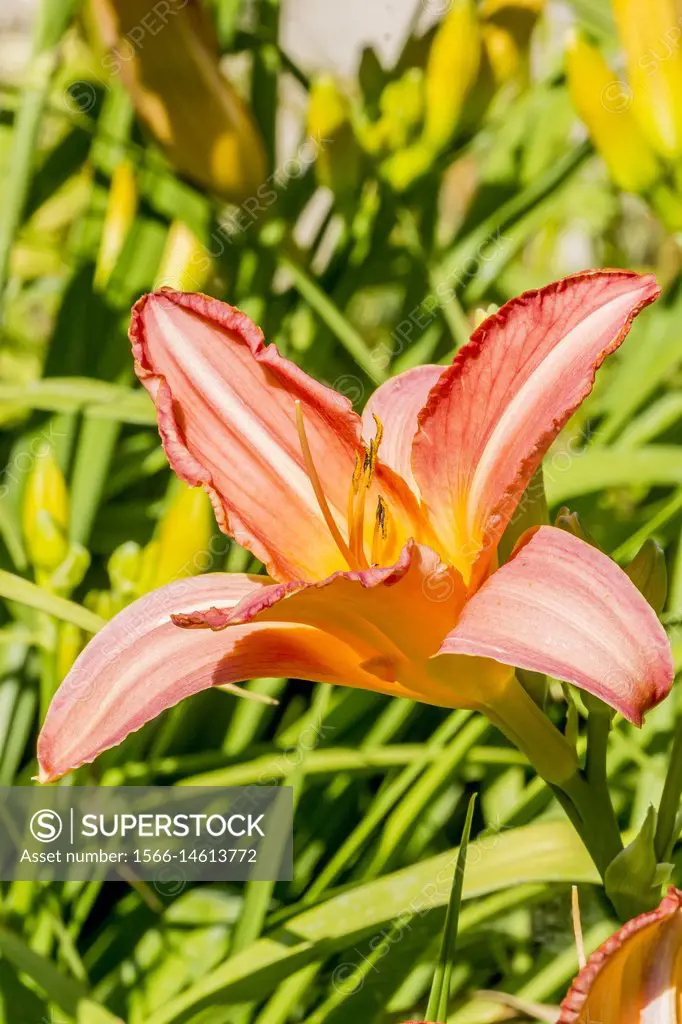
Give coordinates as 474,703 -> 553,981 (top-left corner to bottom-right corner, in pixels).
37,270 -> 674,783
559,887 -> 682,1021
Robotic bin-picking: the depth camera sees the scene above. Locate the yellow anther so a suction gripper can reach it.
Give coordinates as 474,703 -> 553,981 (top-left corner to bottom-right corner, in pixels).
348,415 -> 386,567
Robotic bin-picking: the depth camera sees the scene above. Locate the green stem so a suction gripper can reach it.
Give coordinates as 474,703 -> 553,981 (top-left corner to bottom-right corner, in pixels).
561,770 -> 623,878
585,707 -> 611,789
655,714 -> 682,861
482,675 -> 578,788
484,676 -> 622,880
277,251 -> 385,384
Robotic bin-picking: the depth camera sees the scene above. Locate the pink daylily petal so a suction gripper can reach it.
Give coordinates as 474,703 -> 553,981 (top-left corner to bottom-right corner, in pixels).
412,271 -> 660,579
130,290 -> 363,583
361,364 -> 445,494
173,542 -> 507,709
439,525 -> 673,725
37,573 -> 423,783
559,887 -> 682,1022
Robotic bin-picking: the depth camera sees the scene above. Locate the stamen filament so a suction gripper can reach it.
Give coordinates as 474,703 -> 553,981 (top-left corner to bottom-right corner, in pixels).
295,401 -> 360,570
350,483 -> 368,567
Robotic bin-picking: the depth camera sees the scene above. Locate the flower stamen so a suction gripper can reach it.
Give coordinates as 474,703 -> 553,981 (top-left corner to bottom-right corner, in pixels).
348,414 -> 385,568
295,401 -> 360,569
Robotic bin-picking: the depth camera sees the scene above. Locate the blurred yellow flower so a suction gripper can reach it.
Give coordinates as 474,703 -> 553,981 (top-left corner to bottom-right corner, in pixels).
94,158 -> 137,290
139,481 -> 215,592
566,32 -> 660,194
307,76 -> 361,197
480,0 -> 544,86
22,452 -> 69,573
612,0 -> 682,160
88,0 -> 267,202
424,0 -> 481,152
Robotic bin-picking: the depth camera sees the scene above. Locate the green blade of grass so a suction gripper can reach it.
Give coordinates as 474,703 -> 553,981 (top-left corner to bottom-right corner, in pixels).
144,820 -> 599,1024
278,252 -> 385,384
426,793 -> 476,1022
0,0 -> 80,307
0,569 -> 104,633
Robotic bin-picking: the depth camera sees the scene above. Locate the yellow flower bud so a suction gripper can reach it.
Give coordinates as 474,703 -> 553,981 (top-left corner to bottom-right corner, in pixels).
95,159 -> 137,291
307,76 -> 361,197
85,589 -> 120,620
612,0 -> 682,159
154,220 -> 212,293
56,622 -> 84,681
145,482 -> 215,590
88,0 -> 267,202
108,541 -> 143,598
380,141 -> 437,192
480,0 -> 544,86
566,33 -> 660,194
424,0 -> 481,151
49,544 -> 91,595
22,452 -> 69,571
377,68 -> 424,151
554,506 -> 597,547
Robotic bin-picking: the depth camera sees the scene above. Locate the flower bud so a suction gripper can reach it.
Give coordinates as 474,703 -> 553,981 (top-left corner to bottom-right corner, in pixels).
88,0 -> 266,202
94,159 -> 137,291
85,588 -> 121,621
108,541 -> 143,599
144,482 -> 215,591
554,507 -> 597,547
154,221 -> 211,292
56,622 -> 84,681
22,452 -> 68,572
612,0 -> 682,160
48,544 -> 91,596
307,76 -> 361,197
480,0 -> 545,87
566,32 -> 660,194
424,0 -> 481,152
624,538 -> 667,615
377,68 -> 424,151
380,141 -> 436,192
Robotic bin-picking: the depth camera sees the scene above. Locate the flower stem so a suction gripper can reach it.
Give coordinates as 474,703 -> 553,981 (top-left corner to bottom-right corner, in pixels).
655,713 -> 682,861
585,707 -> 611,789
483,675 -> 623,880
482,674 -> 578,787
560,770 -> 623,878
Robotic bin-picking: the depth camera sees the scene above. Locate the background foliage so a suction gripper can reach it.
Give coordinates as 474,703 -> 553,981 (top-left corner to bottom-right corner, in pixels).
0,0 -> 681,1020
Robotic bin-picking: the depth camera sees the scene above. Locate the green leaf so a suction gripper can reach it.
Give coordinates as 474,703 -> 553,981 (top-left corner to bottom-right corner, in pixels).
426,793 -> 476,1022
145,820 -> 598,1024
0,569 -> 105,632
0,379 -> 155,423
0,925 -> 121,1021
277,253 -> 385,384
544,446 -> 682,505
604,806 -> 661,919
